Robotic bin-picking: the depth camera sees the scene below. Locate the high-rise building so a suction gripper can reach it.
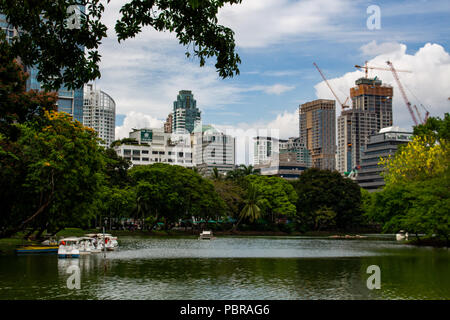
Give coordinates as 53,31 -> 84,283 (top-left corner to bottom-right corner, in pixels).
172,90 -> 201,134
253,136 -> 278,165
337,77 -> 393,173
299,99 -> 336,170
356,126 -> 412,191
1,9 -> 85,123
164,113 -> 173,133
83,84 -> 116,147
192,125 -> 236,176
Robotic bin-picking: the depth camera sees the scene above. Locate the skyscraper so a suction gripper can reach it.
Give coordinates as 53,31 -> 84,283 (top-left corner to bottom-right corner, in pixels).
172,90 -> 201,134
83,84 -> 116,147
337,77 -> 393,173
299,99 -> 336,170
164,113 -> 173,133
193,125 -> 236,176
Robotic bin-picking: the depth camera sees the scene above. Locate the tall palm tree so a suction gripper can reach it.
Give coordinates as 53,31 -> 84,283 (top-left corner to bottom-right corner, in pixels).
232,183 -> 261,231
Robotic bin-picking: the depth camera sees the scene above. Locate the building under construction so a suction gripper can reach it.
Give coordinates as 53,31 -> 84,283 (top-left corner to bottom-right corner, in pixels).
299,99 -> 336,170
337,77 -> 393,174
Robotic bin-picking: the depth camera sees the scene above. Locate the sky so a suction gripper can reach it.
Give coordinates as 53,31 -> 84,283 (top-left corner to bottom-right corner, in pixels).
95,0 -> 450,164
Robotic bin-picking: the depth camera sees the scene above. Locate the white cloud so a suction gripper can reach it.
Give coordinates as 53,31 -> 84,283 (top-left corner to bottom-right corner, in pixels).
314,42 -> 450,131
115,111 -> 164,140
360,40 -> 403,57
264,84 -> 296,95
218,0 -> 355,48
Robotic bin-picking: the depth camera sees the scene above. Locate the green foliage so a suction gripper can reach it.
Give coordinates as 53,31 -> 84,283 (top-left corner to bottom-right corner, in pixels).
371,115 -> 450,241
0,0 -> 241,90
0,37 -> 57,137
291,168 -> 363,230
129,163 -> 226,227
211,179 -> 245,217
245,175 -> 298,220
0,110 -> 105,237
365,176 -> 449,239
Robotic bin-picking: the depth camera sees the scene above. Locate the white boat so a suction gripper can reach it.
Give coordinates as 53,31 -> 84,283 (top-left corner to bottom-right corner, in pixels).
89,233 -> 119,251
396,230 -> 409,241
199,230 -> 216,240
78,237 -> 99,254
58,237 -> 80,258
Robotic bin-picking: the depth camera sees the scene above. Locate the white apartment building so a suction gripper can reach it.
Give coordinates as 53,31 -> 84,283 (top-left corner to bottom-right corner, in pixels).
114,128 -> 194,168
253,136 -> 280,165
192,125 -> 236,176
83,84 -> 116,147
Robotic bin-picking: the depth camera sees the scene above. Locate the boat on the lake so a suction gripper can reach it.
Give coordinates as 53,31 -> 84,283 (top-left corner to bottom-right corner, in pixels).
199,230 -> 216,240
78,237 -> 99,254
15,238 -> 59,254
15,245 -> 58,255
85,233 -> 119,251
396,230 -> 409,241
58,237 -> 80,258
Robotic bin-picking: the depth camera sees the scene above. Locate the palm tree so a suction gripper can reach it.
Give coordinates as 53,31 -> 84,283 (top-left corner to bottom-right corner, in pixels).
232,183 -> 261,232
211,167 -> 221,180
239,164 -> 260,176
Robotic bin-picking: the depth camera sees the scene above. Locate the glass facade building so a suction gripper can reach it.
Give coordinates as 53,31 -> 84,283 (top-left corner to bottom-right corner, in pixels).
172,90 -> 201,134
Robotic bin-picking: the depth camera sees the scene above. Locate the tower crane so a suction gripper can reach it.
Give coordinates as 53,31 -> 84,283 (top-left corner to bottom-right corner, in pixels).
385,61 -> 426,126
354,61 -> 412,78
313,62 -> 350,110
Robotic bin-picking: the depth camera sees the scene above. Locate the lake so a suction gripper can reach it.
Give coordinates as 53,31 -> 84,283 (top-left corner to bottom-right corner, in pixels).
0,236 -> 448,299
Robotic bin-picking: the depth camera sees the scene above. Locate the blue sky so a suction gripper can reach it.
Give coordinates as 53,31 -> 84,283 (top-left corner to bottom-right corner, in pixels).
95,0 -> 450,163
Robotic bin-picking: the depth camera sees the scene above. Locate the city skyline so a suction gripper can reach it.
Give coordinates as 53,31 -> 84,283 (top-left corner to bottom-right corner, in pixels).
101,0 -> 449,158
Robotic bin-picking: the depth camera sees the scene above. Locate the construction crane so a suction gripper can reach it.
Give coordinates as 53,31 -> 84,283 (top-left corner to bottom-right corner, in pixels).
385,61 -> 427,126
355,61 -> 412,78
313,62 -> 350,110
356,61 -> 429,125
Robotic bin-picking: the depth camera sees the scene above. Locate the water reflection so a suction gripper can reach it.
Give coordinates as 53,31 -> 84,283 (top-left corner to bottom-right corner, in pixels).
0,237 -> 448,300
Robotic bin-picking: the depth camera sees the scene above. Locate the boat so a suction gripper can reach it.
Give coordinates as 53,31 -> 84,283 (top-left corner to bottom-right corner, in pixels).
396,230 -> 409,241
85,233 -> 119,251
15,245 -> 58,254
78,237 -> 98,254
15,238 -> 59,254
199,230 -> 216,240
58,237 -> 80,258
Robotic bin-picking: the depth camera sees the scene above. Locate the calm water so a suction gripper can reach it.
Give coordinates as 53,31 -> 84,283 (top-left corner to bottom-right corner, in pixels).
0,236 -> 448,300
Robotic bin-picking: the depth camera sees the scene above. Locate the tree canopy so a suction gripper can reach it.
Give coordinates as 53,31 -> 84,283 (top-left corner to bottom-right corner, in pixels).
291,168 -> 363,231
365,114 -> 450,241
0,0 -> 242,90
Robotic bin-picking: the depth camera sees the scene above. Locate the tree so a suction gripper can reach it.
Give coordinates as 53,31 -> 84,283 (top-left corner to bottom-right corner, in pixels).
233,183 -> 261,231
211,179 -> 245,217
368,115 -> 450,242
291,168 -> 363,231
380,114 -> 449,185
129,163 -> 225,232
0,35 -> 56,137
0,110 -> 105,238
0,0 -> 242,90
245,175 -> 298,222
